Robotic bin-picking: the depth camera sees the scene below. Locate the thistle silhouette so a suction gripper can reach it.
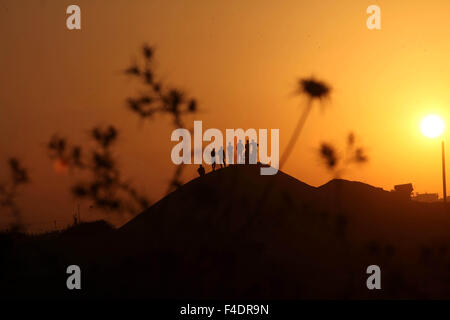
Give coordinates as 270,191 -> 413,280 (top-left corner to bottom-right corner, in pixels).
319,132 -> 368,177
238,77 -> 331,236
125,44 -> 199,193
280,77 -> 331,168
125,44 -> 197,128
45,43 -> 197,218
0,158 -> 29,230
318,132 -> 368,237
48,126 -> 149,216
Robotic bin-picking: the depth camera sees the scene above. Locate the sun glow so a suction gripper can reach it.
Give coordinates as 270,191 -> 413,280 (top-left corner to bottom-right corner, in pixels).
421,115 -> 445,139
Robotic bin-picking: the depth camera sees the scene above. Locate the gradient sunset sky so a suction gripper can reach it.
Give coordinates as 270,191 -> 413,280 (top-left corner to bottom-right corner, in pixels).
1,0 -> 450,230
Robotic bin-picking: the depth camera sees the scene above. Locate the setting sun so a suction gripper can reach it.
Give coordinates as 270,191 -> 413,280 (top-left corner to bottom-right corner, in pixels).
421,115 -> 445,138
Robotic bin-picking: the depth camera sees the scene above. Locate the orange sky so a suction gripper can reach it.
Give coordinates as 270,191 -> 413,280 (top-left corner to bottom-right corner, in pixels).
1,0 -> 450,231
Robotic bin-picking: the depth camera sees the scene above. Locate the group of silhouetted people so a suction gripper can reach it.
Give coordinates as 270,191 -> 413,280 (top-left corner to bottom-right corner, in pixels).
197,139 -> 258,176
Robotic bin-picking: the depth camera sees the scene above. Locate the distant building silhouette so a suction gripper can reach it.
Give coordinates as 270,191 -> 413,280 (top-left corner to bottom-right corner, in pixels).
393,183 -> 413,200
412,192 -> 439,203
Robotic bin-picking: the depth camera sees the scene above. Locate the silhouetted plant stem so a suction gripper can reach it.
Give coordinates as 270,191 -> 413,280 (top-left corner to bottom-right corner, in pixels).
317,133 -> 368,237
279,99 -> 313,169
125,44 -> 199,194
235,78 -> 331,237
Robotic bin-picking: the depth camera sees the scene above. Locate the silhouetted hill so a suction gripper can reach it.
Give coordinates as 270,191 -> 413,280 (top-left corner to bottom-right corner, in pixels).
112,165 -> 450,299
2,165 -> 450,299
120,164 -> 316,241
62,220 -> 114,236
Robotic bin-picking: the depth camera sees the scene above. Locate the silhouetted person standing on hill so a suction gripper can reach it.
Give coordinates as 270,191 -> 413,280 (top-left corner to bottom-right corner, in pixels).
218,146 -> 226,168
245,140 -> 250,164
211,148 -> 216,171
227,142 -> 234,164
197,164 -> 205,176
250,139 -> 258,164
73,213 -> 78,226
237,140 -> 244,164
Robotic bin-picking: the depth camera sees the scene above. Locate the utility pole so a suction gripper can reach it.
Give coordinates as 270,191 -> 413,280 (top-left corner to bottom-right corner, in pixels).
442,140 -> 447,203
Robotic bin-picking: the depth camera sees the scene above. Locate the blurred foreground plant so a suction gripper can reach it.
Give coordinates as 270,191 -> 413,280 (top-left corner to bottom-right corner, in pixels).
319,132 -> 368,177
48,126 -> 149,216
318,132 -> 369,238
0,158 -> 29,230
280,77 -> 331,169
125,44 -> 199,192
